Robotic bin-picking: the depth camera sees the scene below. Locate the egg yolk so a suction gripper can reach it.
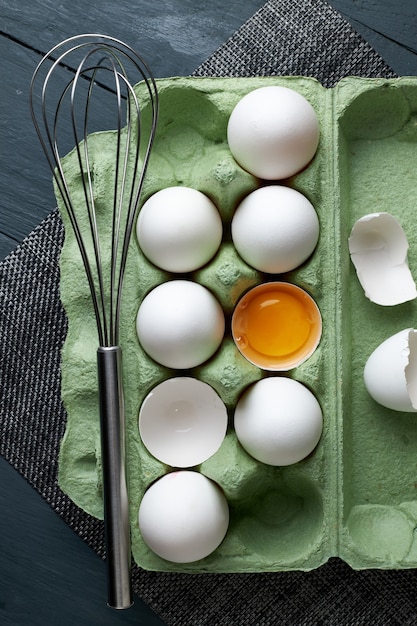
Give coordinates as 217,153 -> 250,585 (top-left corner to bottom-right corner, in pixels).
232,282 -> 321,370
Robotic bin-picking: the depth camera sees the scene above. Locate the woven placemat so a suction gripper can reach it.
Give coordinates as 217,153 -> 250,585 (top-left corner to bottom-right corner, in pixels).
2,1 -> 417,624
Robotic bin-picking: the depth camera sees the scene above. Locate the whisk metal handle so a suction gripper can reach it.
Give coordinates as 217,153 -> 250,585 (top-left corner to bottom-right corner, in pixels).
97,346 -> 132,609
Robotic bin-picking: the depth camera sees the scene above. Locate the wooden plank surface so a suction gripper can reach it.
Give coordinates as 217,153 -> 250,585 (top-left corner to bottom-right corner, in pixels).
331,0 -> 417,76
1,1 -> 416,625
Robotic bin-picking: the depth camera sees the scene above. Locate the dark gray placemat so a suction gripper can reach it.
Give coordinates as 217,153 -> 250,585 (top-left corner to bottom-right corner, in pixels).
2,1 -> 416,624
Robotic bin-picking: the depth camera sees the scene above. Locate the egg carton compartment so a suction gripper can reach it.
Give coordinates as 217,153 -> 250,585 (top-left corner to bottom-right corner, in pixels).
59,75 -> 417,573
336,77 -> 417,568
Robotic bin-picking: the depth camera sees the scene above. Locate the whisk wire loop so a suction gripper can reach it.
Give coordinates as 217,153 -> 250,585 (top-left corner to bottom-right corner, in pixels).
73,48 -> 136,346
29,34 -> 159,348
72,55 -> 124,347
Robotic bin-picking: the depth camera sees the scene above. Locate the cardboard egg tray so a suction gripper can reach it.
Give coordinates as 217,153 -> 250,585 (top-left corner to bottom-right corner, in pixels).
58,76 -> 417,572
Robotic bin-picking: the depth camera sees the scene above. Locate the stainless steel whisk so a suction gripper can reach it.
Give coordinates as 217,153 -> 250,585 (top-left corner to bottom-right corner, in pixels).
29,34 -> 158,609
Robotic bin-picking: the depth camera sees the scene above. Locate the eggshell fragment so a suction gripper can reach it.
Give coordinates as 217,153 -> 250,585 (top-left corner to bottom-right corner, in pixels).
364,328 -> 417,412
139,377 -> 228,467
348,212 -> 417,306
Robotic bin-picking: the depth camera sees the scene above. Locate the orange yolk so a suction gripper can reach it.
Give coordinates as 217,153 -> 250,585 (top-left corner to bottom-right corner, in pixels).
232,282 -> 321,370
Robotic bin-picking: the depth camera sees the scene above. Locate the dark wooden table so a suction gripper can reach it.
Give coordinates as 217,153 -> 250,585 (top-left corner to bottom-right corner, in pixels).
1,1 -> 417,624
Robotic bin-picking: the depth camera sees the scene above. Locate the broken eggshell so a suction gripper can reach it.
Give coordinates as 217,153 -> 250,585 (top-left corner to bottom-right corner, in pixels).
348,212 -> 417,306
364,328 -> 417,412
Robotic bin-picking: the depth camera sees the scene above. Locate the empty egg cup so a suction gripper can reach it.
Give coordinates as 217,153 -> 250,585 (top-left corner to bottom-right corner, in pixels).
231,282 -> 322,371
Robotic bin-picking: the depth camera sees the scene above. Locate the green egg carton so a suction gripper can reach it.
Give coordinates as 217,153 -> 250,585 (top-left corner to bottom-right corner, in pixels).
58,75 -> 417,573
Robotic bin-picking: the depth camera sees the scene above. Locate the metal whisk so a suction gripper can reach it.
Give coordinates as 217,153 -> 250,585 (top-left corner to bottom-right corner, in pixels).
29,34 -> 159,609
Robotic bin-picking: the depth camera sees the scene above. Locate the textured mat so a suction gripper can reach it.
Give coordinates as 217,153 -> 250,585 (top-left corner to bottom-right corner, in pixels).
3,1 -> 417,625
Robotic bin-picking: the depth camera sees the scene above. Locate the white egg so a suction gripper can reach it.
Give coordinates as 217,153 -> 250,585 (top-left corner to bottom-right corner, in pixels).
138,471 -> 229,563
364,328 -> 417,412
231,186 -> 319,273
137,187 -> 223,272
227,85 -> 320,180
136,280 -> 225,369
234,377 -> 323,466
